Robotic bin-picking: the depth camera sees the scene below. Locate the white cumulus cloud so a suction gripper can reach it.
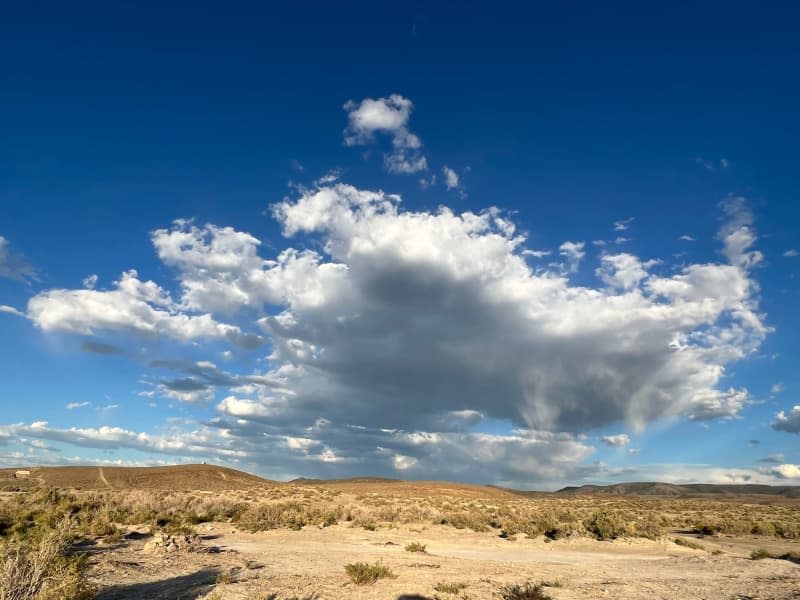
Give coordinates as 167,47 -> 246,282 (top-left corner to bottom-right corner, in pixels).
442,166 -> 459,190
773,405 -> 800,434
343,94 -> 427,174
600,434 -> 630,447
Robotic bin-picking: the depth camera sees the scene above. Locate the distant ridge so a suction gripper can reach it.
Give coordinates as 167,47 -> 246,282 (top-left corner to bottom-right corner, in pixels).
4,467 -> 798,500
289,476 -> 401,484
1,464 -> 273,491
555,482 -> 800,498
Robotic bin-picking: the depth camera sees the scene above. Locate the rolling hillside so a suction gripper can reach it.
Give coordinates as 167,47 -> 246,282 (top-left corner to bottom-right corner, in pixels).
1,464 -> 274,491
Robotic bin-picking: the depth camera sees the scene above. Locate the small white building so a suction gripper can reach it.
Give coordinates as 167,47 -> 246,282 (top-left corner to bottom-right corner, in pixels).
14,470 -> 31,479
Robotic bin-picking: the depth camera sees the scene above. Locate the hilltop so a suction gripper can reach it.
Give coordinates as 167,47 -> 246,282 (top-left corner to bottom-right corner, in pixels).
1,464 -> 274,491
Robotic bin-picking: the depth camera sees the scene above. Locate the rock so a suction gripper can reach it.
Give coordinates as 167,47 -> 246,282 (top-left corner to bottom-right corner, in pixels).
142,532 -> 201,554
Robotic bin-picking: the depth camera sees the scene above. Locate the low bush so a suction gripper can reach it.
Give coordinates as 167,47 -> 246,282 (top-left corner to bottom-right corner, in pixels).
586,511 -> 629,540
500,582 -> 553,600
750,549 -> 800,563
344,561 -> 395,585
0,526 -> 95,600
674,537 -> 706,550
405,542 -> 427,553
433,581 -> 468,594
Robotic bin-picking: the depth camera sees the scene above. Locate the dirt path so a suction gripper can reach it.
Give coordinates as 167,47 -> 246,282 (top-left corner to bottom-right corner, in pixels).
98,467 -> 111,488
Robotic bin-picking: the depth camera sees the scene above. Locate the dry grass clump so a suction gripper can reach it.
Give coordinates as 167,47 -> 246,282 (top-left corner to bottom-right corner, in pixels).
0,525 -> 94,600
750,549 -> 800,563
405,541 -> 427,553
205,592 -> 319,600
674,537 -> 706,550
1,482 -> 798,554
433,581 -> 468,593
585,511 -> 630,540
234,501 -> 341,532
500,581 -> 552,600
344,561 -> 395,585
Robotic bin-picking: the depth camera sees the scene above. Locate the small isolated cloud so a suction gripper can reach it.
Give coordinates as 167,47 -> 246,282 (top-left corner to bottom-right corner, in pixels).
627,448 -> 640,455
771,383 -> 785,395
82,274 -> 98,289
66,402 -> 91,410
784,249 -> 799,257
442,166 -> 459,190
679,235 -> 696,242
81,340 -> 125,355
0,236 -> 37,283
419,174 -> 437,189
772,405 -> 800,434
613,217 -> 635,232
696,157 -> 730,172
600,433 -> 630,447
718,196 -> 763,269
343,94 -> 427,174
558,241 -> 585,272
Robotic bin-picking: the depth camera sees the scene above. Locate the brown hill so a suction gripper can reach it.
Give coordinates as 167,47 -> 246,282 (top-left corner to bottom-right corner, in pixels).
1,464 -> 274,491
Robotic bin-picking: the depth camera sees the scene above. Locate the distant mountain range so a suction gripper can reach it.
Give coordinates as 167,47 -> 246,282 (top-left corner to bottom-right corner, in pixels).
3,466 -> 799,499
554,482 -> 800,498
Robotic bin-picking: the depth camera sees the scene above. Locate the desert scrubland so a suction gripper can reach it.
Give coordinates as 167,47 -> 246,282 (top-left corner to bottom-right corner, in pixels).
1,466 -> 798,599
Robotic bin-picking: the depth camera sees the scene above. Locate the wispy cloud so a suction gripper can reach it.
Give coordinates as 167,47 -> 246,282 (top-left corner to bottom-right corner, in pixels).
613,217 -> 635,231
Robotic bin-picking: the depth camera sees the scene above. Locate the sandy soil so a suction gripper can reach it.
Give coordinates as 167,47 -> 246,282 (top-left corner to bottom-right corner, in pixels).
86,522 -> 800,600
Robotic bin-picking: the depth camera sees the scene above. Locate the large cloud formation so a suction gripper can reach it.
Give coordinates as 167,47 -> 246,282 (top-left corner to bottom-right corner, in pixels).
16,185 -> 772,484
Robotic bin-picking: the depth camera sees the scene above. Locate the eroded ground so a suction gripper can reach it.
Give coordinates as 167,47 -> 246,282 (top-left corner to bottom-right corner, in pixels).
3,474 -> 799,599
87,522 -> 800,599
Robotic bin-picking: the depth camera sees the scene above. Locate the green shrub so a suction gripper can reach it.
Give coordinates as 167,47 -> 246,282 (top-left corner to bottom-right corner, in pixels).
586,511 -> 629,540
405,541 -> 427,553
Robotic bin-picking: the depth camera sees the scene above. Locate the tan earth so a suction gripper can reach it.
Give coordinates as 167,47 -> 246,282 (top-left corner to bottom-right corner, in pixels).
87,521 -> 800,599
4,466 -> 798,599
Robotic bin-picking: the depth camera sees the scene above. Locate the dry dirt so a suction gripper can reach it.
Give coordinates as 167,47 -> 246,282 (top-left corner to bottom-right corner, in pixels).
4,467 -> 798,599
85,521 -> 800,599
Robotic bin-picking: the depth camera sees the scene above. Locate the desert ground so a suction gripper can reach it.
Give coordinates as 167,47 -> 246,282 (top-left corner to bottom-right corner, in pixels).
1,465 -> 799,600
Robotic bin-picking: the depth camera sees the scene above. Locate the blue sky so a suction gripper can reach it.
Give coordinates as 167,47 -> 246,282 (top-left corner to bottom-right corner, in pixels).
1,2 -> 799,488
